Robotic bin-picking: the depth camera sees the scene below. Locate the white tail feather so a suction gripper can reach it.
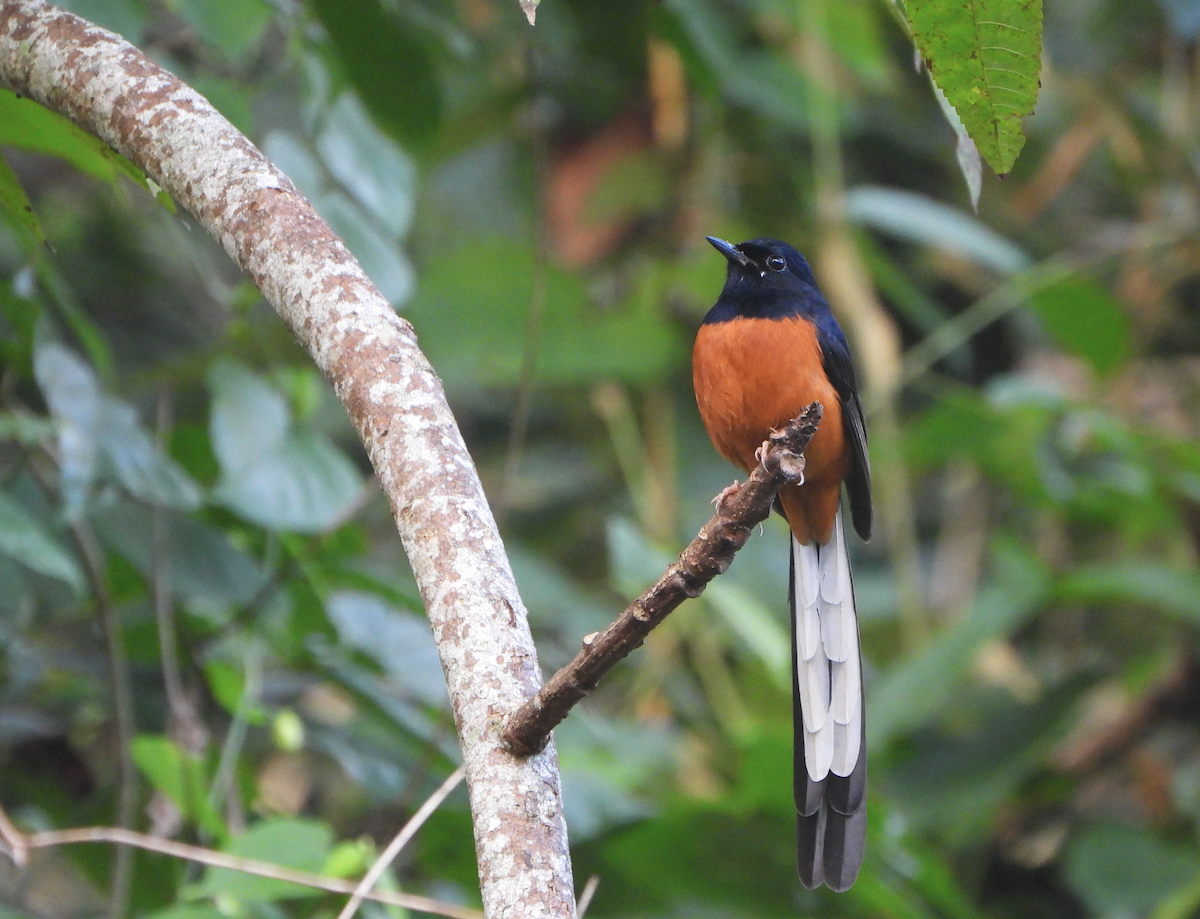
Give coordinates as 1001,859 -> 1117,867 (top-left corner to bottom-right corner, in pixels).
804,716 -> 835,781
793,508 -> 863,783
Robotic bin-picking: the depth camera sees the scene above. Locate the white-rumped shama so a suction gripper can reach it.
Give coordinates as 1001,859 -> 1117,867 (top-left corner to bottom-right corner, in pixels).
693,236 -> 871,891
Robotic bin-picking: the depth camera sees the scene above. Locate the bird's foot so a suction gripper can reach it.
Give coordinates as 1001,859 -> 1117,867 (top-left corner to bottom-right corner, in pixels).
712,480 -> 741,512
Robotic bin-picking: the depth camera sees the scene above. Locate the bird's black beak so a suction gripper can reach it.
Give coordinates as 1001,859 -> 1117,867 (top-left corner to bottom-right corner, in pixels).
706,236 -> 751,267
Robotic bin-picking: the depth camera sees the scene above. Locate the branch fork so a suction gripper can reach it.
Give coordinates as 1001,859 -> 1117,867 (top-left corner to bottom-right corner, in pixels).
502,401 -> 823,757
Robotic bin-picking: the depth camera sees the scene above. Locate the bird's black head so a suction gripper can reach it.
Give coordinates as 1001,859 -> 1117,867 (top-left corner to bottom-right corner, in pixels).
704,236 -> 827,323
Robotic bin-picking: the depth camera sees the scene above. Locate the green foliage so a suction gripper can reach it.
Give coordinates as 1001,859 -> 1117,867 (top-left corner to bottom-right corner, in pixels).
0,153 -> 46,249
208,361 -> 363,532
195,819 -> 334,901
0,491 -> 82,589
905,0 -> 1044,176
309,0 -> 441,148
1029,276 -> 1131,376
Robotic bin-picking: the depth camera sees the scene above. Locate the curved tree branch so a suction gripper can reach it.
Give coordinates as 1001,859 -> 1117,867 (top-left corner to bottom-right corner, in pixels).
502,403 -> 822,756
0,3 -> 574,917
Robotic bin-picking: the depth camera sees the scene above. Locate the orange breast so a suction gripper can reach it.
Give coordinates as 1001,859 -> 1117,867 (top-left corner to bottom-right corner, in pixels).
692,315 -> 847,545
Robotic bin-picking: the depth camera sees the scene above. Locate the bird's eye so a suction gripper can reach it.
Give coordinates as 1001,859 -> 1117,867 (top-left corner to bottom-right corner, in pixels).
766,255 -> 786,271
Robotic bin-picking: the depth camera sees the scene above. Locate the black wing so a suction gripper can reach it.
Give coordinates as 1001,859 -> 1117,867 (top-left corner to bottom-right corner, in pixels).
817,327 -> 872,541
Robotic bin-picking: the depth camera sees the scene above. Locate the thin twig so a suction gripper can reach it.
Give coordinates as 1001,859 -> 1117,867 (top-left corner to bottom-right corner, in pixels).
0,808 -> 481,919
0,804 -> 28,867
207,641 -> 262,820
335,767 -> 466,919
71,519 -> 136,919
576,875 -> 600,918
501,402 -> 823,756
153,389 -> 186,717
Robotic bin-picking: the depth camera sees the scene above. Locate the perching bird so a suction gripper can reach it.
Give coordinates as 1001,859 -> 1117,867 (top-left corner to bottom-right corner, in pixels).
692,236 -> 871,891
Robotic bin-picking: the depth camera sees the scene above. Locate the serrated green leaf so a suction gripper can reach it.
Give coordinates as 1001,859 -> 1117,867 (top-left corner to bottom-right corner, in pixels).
906,0 -> 1043,176
0,491 -> 82,589
0,153 -> 47,250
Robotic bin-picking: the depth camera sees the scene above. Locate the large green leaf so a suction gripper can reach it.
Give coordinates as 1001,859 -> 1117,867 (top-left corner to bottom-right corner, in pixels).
208,361 -> 363,533
0,88 -> 149,189
34,342 -> 202,513
92,503 -> 269,611
309,0 -> 440,147
0,153 -> 46,250
0,491 -> 82,589
905,0 -> 1043,176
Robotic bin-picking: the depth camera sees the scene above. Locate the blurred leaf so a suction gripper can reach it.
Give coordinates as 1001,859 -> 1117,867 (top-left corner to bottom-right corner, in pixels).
403,239 -> 686,390
325,591 -> 447,706
58,0 -> 146,38
130,734 -> 226,837
309,0 -> 440,147
1058,563 -> 1200,625
0,88 -> 149,191
606,517 -> 789,685
197,819 -> 333,901
311,190 -> 414,305
556,714 -> 672,842
93,503 -> 269,611
906,0 -> 1043,176
1028,276 -> 1130,375
34,342 -> 202,512
141,907 -> 225,919
827,0 -> 892,88
317,93 -> 417,238
98,398 -> 205,509
209,361 -> 363,533
204,659 -> 266,723
701,580 -> 789,688
869,541 -> 1049,746
321,838 -> 372,879
1065,824 -> 1196,918
33,340 -> 100,514
846,185 -> 1029,275
171,0 -> 273,61
0,491 -> 81,589
0,153 -> 47,251
1158,0 -> 1200,39
662,0 -> 808,128
887,678 -> 1087,835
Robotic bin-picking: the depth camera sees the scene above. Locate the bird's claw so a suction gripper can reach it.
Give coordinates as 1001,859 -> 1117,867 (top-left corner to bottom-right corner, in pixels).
712,480 -> 741,512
